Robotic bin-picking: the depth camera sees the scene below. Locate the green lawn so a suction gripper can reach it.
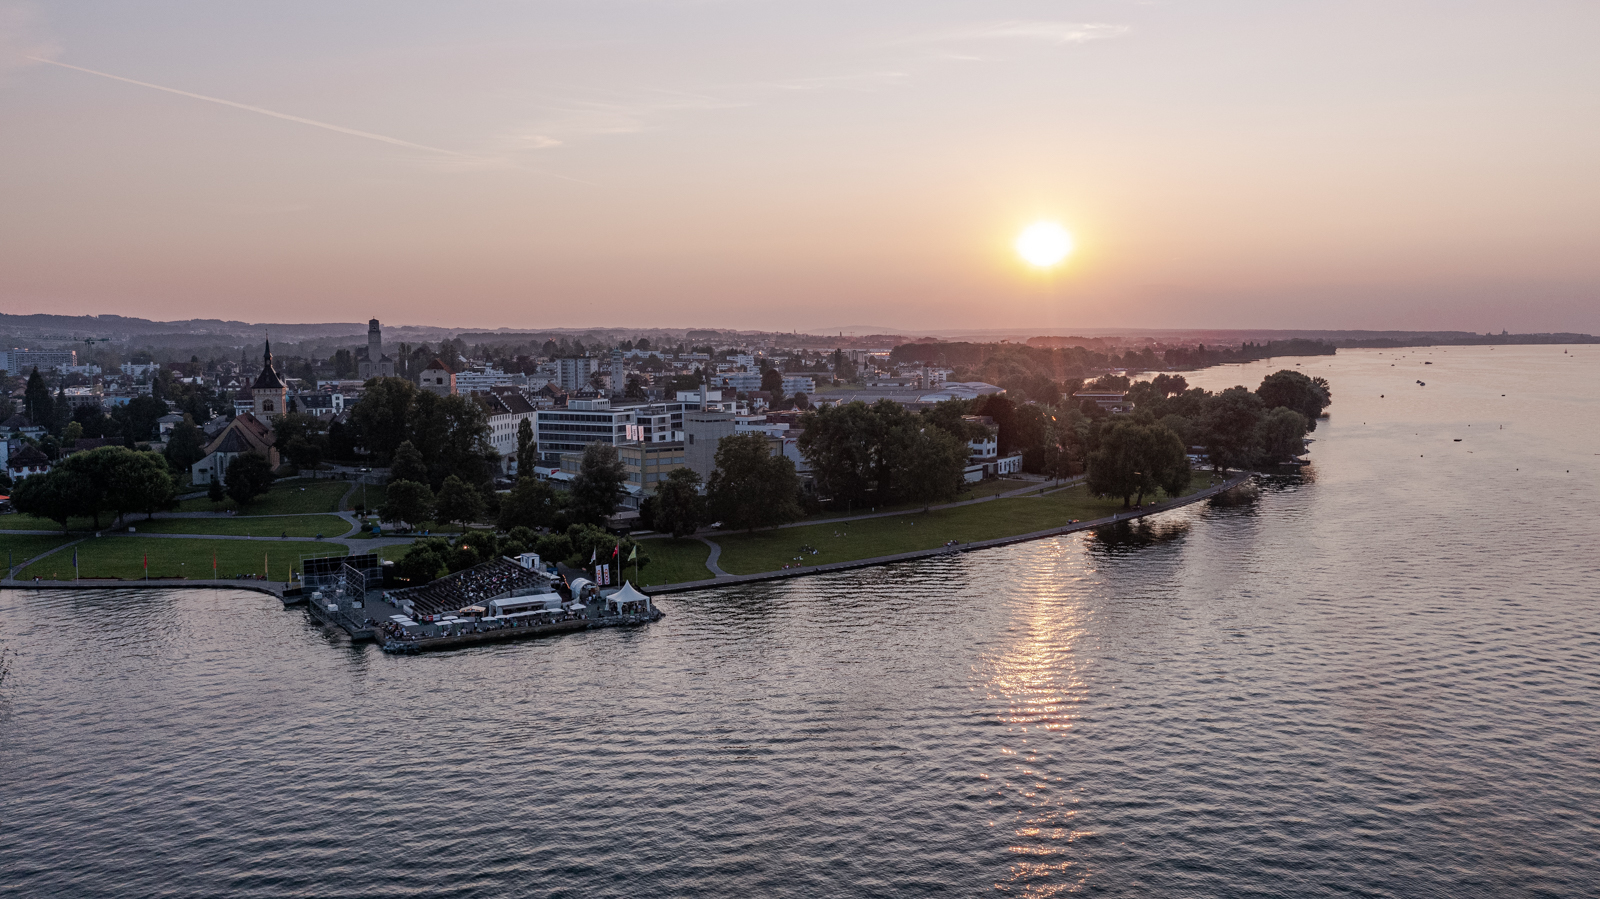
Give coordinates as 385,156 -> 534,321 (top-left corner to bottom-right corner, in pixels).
128,514 -> 351,538
796,477 -> 1025,522
634,538 -> 714,587
711,481 -> 1207,576
0,513 -> 99,532
18,536 -> 348,581
0,534 -> 76,570
377,542 -> 419,561
177,479 -> 349,515
342,482 -> 386,513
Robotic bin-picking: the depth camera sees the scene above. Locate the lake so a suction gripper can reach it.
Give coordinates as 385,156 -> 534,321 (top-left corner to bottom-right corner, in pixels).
2,345 -> 1597,897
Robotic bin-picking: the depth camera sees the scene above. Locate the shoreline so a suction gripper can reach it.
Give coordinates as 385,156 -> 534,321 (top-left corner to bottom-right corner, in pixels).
646,472 -> 1251,594
1,474 -> 1250,598
0,578 -> 287,597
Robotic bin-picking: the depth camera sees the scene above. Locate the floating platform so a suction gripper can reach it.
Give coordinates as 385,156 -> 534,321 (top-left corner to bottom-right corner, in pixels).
381,609 -> 665,654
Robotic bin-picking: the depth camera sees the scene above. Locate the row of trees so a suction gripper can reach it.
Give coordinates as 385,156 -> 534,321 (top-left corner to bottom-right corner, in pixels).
1079,369 -> 1332,506
392,523 -> 651,585
640,434 -> 804,536
10,446 -> 178,531
797,399 -> 978,512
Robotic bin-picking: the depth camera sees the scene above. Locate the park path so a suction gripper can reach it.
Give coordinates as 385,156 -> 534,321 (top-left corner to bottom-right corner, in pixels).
697,538 -> 730,577
647,472 -> 1251,595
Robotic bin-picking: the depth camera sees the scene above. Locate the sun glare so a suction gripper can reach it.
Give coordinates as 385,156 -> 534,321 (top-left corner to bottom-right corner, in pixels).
1016,221 -> 1073,268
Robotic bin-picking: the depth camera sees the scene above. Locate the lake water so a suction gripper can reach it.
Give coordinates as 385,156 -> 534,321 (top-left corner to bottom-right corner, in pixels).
3,346 -> 1597,898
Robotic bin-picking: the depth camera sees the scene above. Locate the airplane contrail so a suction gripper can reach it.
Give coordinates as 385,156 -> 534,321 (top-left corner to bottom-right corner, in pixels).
26,56 -> 469,157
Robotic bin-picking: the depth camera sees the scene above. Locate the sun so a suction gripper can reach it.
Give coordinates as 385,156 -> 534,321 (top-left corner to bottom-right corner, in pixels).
1015,221 -> 1074,268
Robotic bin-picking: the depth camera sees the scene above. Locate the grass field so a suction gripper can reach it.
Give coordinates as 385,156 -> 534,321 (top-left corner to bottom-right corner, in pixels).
795,477 -> 1026,522
17,537 -> 348,581
0,534 -> 76,570
0,513 -> 98,532
127,515 -> 351,538
177,479 -> 349,515
635,538 -> 714,587
342,482 -> 386,513
711,481 -> 1208,576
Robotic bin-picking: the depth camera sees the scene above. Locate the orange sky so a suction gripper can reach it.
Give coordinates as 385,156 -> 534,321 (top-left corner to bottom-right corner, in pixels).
2,1 -> 1598,333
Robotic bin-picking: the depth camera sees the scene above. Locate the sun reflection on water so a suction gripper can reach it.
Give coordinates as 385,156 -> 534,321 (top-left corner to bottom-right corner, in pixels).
973,541 -> 1101,894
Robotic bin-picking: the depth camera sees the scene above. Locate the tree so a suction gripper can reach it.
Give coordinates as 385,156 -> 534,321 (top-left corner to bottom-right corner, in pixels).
282,435 -> 322,470
1150,373 -> 1189,397
498,476 -> 561,532
111,395 -> 169,445
389,440 -> 429,485
651,468 -> 707,537
1257,370 -> 1332,431
164,415 -> 207,472
381,479 -> 435,527
225,452 -> 275,508
23,368 -> 52,431
707,433 -> 801,532
515,418 -> 535,475
624,375 -> 648,400
1200,387 -> 1266,472
409,392 -> 498,488
348,376 -> 418,461
395,541 -> 447,585
558,523 -> 648,572
1086,420 -> 1191,507
273,413 -> 327,469
109,449 -> 178,521
11,469 -> 91,533
760,367 -> 784,396
95,444 -> 176,518
887,426 -> 969,511
1257,407 -> 1310,464
830,349 -> 857,382
207,476 -> 226,505
797,401 -> 880,509
434,475 -> 486,529
568,443 -> 627,526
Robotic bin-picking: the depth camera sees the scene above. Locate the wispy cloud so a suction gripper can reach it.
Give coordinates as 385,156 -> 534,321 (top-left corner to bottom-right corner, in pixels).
27,56 -> 473,158
909,21 -> 1130,46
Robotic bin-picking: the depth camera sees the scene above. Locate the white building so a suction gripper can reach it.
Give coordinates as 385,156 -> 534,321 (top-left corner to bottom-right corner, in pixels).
476,390 -> 537,474
455,368 -> 521,393
536,397 -> 633,462
0,350 -> 78,374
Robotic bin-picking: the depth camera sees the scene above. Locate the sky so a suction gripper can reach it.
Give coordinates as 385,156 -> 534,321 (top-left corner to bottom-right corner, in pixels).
2,1 -> 1598,334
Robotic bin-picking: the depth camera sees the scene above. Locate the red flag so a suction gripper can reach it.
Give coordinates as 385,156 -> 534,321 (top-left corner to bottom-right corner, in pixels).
612,541 -> 620,558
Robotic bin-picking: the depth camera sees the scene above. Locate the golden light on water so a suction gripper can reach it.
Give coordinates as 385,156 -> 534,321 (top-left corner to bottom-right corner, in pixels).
1015,221 -> 1074,268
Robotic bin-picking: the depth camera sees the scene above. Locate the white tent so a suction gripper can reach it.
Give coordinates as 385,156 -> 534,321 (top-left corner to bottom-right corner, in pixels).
610,582 -> 651,606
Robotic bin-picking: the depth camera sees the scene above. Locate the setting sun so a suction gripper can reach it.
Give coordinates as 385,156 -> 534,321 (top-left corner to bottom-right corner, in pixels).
1015,221 -> 1074,268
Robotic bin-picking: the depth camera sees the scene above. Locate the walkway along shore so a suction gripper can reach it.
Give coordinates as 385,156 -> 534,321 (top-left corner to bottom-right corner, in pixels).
0,577 -> 287,597
646,472 -> 1252,595
0,473 -> 1249,597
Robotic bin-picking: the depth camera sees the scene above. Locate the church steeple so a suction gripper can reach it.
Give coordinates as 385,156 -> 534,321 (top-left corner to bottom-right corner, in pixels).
250,332 -> 287,419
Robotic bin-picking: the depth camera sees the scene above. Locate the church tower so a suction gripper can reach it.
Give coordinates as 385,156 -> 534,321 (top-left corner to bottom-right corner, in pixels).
358,318 -> 395,379
250,337 -> 288,419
